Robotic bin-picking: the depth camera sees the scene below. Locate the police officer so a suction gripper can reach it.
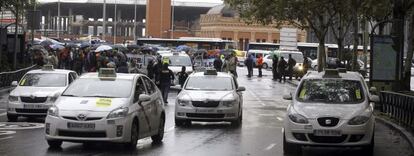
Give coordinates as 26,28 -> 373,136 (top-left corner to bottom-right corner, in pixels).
286,54 -> 296,80
157,63 -> 174,104
272,54 -> 279,80
278,56 -> 287,82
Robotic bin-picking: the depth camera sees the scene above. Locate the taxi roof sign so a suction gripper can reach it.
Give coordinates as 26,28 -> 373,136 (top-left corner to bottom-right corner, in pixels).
98,68 -> 117,78
42,64 -> 54,71
204,69 -> 217,75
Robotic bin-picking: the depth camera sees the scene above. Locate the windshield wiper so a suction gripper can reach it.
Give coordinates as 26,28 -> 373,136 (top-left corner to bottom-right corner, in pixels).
62,94 -> 77,97
83,95 -> 117,98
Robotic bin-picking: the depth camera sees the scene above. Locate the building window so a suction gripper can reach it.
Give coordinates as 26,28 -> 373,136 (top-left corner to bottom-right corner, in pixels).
262,39 -> 266,42
228,38 -> 232,41
273,40 -> 278,43
256,39 -> 261,43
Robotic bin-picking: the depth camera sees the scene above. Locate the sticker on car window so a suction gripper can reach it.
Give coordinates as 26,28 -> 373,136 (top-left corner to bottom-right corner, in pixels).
355,89 -> 361,99
19,79 -> 26,85
299,89 -> 306,98
96,98 -> 112,107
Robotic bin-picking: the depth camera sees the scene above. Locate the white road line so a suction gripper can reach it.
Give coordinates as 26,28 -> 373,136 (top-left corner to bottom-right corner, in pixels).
276,117 -> 284,121
0,112 -> 6,116
165,126 -> 175,133
247,90 -> 266,106
0,136 -> 13,141
264,143 -> 277,150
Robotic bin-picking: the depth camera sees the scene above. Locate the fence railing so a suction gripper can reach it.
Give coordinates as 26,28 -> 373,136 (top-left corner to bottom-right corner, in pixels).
379,91 -> 414,130
0,65 -> 38,88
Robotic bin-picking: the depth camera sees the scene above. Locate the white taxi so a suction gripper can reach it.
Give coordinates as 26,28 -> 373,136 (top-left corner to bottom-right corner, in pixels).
45,68 -> 165,149
7,65 -> 78,121
160,52 -> 193,86
282,69 -> 379,155
175,69 -> 245,127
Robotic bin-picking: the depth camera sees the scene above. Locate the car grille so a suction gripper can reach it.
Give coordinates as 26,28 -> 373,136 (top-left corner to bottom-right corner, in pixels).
15,109 -> 48,114
186,113 -> 225,118
192,101 -> 220,107
317,117 -> 340,127
58,130 -> 106,138
308,134 -> 348,143
62,116 -> 103,121
20,97 -> 47,103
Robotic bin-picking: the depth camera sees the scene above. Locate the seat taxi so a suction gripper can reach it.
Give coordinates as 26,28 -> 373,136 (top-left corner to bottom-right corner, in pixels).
282,69 -> 379,155
175,69 -> 245,127
7,65 -> 78,121
45,68 -> 165,149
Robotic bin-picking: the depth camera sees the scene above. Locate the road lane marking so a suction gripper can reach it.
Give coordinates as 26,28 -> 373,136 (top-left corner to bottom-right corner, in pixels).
0,112 -> 6,116
265,143 -> 277,150
0,136 -> 13,141
0,122 -> 44,130
165,126 -> 175,133
247,90 -> 266,106
276,117 -> 284,121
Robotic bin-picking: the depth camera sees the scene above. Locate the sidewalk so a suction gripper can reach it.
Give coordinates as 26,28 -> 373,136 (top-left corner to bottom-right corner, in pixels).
285,79 -> 414,152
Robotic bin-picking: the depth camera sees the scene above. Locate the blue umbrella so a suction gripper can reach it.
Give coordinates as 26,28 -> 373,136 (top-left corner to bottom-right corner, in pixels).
176,45 -> 191,52
50,44 -> 65,50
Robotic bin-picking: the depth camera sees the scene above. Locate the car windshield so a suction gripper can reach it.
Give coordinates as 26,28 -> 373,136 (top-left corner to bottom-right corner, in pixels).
297,79 -> 364,103
62,78 -> 132,98
280,53 -> 304,63
185,77 -> 233,91
168,55 -> 192,66
19,73 -> 67,87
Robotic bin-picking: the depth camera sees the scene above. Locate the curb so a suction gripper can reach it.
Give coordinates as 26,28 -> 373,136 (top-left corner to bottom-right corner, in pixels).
375,117 -> 414,151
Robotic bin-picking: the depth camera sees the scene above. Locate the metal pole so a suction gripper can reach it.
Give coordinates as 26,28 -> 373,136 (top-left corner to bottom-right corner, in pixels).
102,0 -> 106,40
171,0 -> 174,39
31,0 -> 36,47
57,0 -> 60,39
114,0 -> 117,44
133,0 -> 137,43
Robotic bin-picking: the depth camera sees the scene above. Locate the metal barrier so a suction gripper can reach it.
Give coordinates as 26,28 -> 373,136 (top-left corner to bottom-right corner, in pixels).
0,65 -> 38,88
379,91 -> 414,130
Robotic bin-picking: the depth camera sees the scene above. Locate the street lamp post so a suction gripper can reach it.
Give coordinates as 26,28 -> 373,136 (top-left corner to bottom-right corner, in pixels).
133,0 -> 137,44
57,0 -> 60,39
171,0 -> 174,39
102,0 -> 106,40
114,0 -> 117,44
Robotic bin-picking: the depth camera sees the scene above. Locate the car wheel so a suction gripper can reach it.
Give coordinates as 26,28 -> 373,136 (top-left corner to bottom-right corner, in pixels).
47,140 -> 62,148
262,63 -> 268,69
124,120 -> 139,149
231,110 -> 242,127
151,115 -> 165,144
7,114 -> 18,122
283,132 -> 301,155
362,133 -> 374,156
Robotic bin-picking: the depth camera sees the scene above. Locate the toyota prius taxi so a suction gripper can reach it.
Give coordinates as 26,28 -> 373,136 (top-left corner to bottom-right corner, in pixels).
282,69 -> 379,155
7,65 -> 78,121
45,68 -> 165,149
175,69 -> 245,127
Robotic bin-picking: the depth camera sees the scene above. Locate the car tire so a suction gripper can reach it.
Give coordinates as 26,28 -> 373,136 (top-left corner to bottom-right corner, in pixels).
7,114 -> 18,122
151,115 -> 165,144
262,63 -> 268,69
362,133 -> 374,156
124,120 -> 139,149
47,140 -> 62,148
231,110 -> 242,127
283,132 -> 301,154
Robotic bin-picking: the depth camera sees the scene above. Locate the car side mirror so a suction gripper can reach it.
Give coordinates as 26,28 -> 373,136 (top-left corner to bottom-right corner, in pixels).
139,94 -> 151,102
283,94 -> 293,100
369,95 -> 380,103
237,86 -> 246,92
11,81 -> 18,87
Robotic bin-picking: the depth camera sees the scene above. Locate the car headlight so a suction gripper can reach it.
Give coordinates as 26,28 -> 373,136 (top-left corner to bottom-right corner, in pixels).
8,96 -> 18,102
177,99 -> 191,106
49,96 -> 59,103
107,107 -> 129,119
348,107 -> 372,125
222,100 -> 237,107
288,108 -> 308,124
298,65 -> 304,70
47,106 -> 59,117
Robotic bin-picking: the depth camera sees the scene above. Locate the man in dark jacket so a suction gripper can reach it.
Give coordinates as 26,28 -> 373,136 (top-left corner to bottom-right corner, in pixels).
278,56 -> 287,82
147,59 -> 155,79
245,54 -> 254,78
286,54 -> 296,80
213,55 -> 223,72
272,55 -> 279,80
176,66 -> 189,88
157,63 -> 174,104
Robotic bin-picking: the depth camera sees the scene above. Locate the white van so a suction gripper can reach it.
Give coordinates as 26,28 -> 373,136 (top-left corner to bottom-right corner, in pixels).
274,50 -> 305,78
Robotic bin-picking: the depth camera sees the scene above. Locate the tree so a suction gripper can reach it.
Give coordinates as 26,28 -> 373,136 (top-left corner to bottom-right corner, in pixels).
226,0 -> 337,72
329,1 -> 354,62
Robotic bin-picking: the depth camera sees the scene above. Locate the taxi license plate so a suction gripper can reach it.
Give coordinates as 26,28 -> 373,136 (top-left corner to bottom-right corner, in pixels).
23,104 -> 48,109
67,123 -> 95,130
195,109 -> 215,113
313,129 -> 341,136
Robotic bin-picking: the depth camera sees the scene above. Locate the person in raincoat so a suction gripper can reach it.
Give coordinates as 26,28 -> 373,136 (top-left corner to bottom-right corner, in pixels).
157,63 -> 175,104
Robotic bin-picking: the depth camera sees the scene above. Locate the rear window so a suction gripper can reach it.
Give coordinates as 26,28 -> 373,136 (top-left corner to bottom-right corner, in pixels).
167,55 -> 192,66
296,79 -> 364,104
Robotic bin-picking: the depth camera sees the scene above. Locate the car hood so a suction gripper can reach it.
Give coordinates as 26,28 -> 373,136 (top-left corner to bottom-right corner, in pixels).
169,66 -> 193,73
55,96 -> 129,113
293,102 -> 367,120
10,86 -> 66,97
178,90 -> 236,101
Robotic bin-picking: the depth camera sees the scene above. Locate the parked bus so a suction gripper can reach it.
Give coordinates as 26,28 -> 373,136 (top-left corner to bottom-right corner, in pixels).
136,37 -> 235,50
247,42 -> 339,59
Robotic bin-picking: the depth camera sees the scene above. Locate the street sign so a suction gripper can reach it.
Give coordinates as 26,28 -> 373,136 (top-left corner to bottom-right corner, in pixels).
280,28 -> 298,51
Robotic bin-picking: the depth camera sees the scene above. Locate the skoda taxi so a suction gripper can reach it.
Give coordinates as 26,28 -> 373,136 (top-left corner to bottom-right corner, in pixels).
282,69 -> 378,155
45,69 -> 165,149
7,65 -> 78,121
175,69 -> 245,126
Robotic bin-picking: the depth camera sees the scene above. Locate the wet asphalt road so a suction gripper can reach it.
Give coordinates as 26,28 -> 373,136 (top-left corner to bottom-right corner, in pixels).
0,68 -> 413,156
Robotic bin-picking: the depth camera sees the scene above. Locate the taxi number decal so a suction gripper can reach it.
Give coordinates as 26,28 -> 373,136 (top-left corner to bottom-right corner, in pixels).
299,89 -> 306,98
96,98 -> 112,107
355,89 -> 361,99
